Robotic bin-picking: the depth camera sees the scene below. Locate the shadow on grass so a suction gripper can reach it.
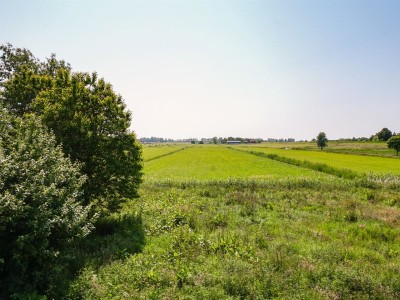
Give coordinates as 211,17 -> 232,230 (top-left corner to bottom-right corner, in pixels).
80,213 -> 145,267
55,213 -> 145,298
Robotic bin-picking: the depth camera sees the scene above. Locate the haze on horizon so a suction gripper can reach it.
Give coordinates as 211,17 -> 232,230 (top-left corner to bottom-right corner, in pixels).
1,0 -> 399,141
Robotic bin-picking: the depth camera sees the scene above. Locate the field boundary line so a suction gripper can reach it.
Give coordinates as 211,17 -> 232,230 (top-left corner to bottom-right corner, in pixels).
228,147 -> 360,179
323,149 -> 400,159
290,147 -> 400,160
145,147 -> 189,162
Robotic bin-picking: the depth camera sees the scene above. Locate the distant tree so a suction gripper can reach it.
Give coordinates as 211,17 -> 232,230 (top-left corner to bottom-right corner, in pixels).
199,140 -> 204,144
376,128 -> 392,141
212,137 -> 218,144
316,132 -> 328,150
191,140 -> 196,144
387,136 -> 400,155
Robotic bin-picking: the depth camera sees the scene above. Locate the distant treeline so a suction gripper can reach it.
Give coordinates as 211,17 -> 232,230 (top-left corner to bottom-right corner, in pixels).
333,128 -> 398,142
141,127 -> 399,144
140,137 -> 288,144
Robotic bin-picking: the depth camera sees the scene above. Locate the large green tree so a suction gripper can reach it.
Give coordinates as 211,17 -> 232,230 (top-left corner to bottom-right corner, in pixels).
0,44 -> 142,214
387,135 -> 400,155
376,127 -> 392,141
316,132 -> 328,150
0,108 -> 93,297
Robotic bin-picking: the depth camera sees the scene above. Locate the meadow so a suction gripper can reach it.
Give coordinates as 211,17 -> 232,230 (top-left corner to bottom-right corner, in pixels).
245,141 -> 398,158
145,145 -> 327,180
70,144 -> 400,299
236,145 -> 400,175
142,144 -> 188,161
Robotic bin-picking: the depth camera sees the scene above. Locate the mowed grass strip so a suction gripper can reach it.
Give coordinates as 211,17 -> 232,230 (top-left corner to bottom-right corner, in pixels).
238,146 -> 400,175
144,145 -> 328,180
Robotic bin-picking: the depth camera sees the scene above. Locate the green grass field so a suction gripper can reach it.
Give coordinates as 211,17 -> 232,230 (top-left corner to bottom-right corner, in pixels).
236,146 -> 400,175
144,145 -> 328,180
142,143 -> 189,161
68,143 -> 400,299
241,141 -> 398,158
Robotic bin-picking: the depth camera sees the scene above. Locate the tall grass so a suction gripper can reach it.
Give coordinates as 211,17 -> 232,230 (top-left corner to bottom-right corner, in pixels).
70,177 -> 400,299
67,145 -> 400,299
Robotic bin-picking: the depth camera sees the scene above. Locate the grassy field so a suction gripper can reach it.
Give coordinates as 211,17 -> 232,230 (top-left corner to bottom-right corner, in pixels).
68,143 -> 400,299
142,143 -> 189,161
71,178 -> 400,299
236,146 -> 400,175
254,141 -> 388,150
243,141 -> 398,158
144,146 -> 328,180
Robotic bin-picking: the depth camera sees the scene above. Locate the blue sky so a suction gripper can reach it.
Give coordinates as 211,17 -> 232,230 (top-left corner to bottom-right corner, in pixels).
1,0 -> 399,140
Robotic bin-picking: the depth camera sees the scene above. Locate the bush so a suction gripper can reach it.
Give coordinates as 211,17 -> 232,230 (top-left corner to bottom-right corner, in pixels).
0,109 -> 93,297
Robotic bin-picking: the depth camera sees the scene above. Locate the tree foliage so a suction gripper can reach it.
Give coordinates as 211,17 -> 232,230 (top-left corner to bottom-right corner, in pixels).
316,132 -> 328,150
0,43 -> 39,86
387,135 -> 400,155
0,43 -> 143,214
376,127 -> 392,141
0,108 -> 93,297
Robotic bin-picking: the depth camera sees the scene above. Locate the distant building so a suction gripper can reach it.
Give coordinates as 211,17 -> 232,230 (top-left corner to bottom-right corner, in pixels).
244,139 -> 257,144
267,138 -> 295,142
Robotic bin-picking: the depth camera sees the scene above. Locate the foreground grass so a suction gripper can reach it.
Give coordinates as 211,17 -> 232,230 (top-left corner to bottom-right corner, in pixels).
70,177 -> 400,299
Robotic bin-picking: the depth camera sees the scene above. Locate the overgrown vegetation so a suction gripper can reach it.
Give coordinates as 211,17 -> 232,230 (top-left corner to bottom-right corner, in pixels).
71,177 -> 400,299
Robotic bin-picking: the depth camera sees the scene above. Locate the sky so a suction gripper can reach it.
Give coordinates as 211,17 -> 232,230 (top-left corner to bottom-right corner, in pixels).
1,0 -> 399,140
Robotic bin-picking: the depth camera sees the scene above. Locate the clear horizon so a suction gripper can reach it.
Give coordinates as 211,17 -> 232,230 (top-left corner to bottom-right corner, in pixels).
2,0 -> 399,140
